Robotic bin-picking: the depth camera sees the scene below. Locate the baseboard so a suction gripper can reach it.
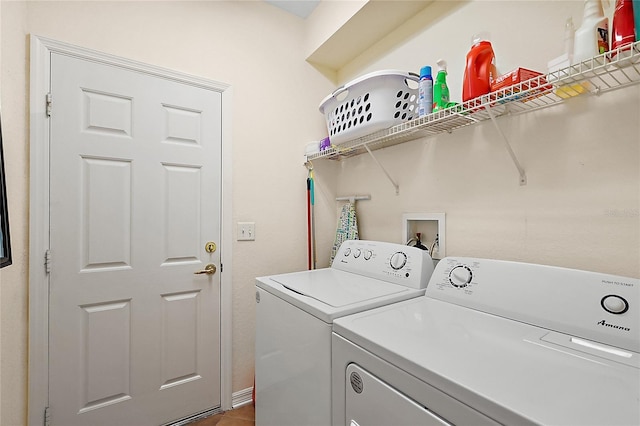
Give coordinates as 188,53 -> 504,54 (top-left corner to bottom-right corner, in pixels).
232,386 -> 253,409
165,407 -> 222,426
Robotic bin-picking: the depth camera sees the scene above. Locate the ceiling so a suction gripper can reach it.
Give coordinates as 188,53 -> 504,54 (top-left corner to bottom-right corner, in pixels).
265,0 -> 321,19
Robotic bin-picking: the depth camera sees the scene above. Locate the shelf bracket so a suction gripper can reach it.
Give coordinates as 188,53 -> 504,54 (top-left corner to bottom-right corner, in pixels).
364,143 -> 400,194
484,106 -> 527,186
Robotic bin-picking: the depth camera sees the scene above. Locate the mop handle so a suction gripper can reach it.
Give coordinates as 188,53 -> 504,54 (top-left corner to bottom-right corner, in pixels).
306,178 -> 312,270
309,176 -> 316,269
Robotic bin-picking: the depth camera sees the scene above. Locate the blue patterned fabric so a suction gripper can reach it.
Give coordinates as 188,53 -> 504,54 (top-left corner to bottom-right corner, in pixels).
330,202 -> 359,265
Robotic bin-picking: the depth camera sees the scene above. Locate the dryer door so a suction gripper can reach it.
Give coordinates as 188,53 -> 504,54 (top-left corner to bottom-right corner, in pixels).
346,364 -> 452,426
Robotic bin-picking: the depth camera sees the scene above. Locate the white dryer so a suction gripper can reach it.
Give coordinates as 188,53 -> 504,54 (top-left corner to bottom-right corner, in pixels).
332,257 -> 640,425
255,240 -> 435,426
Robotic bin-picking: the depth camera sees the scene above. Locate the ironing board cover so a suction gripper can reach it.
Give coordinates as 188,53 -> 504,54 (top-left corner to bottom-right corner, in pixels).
330,202 -> 359,265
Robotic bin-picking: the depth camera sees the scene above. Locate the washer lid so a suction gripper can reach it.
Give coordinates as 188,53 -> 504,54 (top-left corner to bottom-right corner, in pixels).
256,268 -> 423,323
272,269 -> 409,307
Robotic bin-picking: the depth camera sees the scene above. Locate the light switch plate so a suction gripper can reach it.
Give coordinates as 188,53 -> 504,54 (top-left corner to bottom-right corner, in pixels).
237,222 -> 255,241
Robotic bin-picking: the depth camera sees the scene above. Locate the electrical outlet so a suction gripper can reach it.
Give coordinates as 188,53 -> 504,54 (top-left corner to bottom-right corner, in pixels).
237,222 -> 255,241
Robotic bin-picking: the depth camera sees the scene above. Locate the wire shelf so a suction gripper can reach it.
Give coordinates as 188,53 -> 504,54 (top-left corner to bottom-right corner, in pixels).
307,41 -> 640,162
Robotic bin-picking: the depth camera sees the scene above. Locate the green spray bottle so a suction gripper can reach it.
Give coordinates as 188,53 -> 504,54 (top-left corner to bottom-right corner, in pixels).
433,59 -> 451,112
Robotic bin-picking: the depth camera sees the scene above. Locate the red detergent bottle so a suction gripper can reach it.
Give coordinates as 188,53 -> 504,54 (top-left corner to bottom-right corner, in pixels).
611,0 -> 636,56
462,34 -> 496,102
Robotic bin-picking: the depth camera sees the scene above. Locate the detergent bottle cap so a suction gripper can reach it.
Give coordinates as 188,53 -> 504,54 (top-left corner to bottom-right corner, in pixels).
436,59 -> 447,72
419,65 -> 432,79
471,31 -> 491,45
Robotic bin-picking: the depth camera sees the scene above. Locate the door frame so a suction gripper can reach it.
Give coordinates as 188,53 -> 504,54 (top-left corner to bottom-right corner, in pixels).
28,35 -> 234,426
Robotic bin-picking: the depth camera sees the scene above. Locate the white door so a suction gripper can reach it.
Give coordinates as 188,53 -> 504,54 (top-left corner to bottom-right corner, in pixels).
48,52 -> 222,425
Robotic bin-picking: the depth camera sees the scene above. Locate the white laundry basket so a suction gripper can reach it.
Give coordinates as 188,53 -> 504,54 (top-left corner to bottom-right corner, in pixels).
319,70 -> 420,145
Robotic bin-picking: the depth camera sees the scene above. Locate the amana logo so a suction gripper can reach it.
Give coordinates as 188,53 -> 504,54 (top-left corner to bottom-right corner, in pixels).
597,319 -> 631,332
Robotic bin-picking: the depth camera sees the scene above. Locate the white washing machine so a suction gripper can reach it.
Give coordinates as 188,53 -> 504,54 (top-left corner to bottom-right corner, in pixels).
332,257 -> 640,426
254,240 -> 435,426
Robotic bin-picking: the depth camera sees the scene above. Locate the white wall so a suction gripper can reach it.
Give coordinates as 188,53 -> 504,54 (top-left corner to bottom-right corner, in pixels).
1,2 -> 29,424
0,1 -> 335,424
328,0 -> 640,277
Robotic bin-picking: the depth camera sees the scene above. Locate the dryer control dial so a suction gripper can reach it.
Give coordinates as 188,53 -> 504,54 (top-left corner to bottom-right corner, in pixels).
390,252 -> 408,270
449,265 -> 472,288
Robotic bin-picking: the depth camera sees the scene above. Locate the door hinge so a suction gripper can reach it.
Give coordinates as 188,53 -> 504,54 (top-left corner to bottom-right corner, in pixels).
45,249 -> 51,274
46,93 -> 52,117
220,263 -> 223,273
44,406 -> 51,426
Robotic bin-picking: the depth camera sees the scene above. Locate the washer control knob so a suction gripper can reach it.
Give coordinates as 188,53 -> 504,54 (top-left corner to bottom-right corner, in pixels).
353,249 -> 362,258
390,252 -> 407,270
344,248 -> 351,257
449,265 -> 472,288
364,250 -> 373,260
601,295 -> 629,314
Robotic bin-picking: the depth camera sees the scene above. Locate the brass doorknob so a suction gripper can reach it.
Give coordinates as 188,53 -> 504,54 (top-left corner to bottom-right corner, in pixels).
194,264 -> 217,275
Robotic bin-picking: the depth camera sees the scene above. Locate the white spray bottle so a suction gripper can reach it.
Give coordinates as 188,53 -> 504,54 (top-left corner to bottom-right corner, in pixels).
565,17 -> 575,63
573,0 -> 610,63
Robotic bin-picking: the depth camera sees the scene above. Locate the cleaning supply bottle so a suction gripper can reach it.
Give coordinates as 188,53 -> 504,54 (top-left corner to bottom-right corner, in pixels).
611,0 -> 636,56
573,0 -> 609,63
418,65 -> 433,117
565,17 -> 576,63
432,59 -> 450,112
462,34 -> 496,102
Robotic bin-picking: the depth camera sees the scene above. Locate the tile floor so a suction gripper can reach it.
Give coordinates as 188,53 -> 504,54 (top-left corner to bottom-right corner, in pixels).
190,404 -> 254,426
